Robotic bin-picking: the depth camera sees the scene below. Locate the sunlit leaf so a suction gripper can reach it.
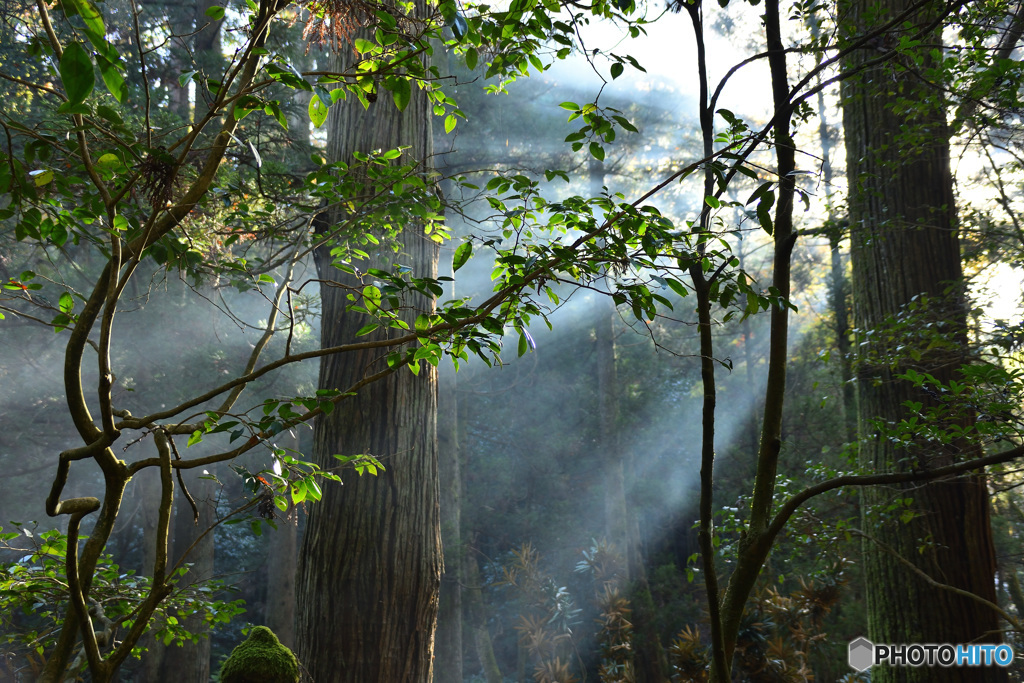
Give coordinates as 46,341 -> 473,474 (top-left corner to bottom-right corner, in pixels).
450,13 -> 469,41
453,241 -> 472,271
31,170 -> 53,186
67,0 -> 105,40
96,153 -> 122,170
309,93 -> 329,128
247,139 -> 262,168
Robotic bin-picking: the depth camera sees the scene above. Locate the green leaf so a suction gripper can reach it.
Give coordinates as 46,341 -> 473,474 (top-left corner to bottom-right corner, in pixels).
390,77 -> 411,112
96,153 -> 121,170
745,181 -> 773,206
265,101 -> 288,129
610,62 -> 623,79
451,13 -> 469,40
56,102 -> 90,115
705,195 -> 721,209
309,93 -> 329,128
415,314 -> 430,331
444,114 -> 457,134
59,292 -> 74,314
375,9 -> 397,29
589,142 -> 605,161
96,105 -> 123,125
60,42 -> 95,106
666,278 -> 688,298
96,55 -> 127,102
756,190 -> 775,236
204,5 -> 225,20
465,47 -> 478,70
354,38 -> 376,54
31,170 -> 53,186
453,241 -> 472,271
178,70 -> 199,87
518,332 -> 528,357
67,0 -> 105,40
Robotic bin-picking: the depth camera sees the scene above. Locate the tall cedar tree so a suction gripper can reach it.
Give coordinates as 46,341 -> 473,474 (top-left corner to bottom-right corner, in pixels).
841,0 -> 1006,679
295,10 -> 442,681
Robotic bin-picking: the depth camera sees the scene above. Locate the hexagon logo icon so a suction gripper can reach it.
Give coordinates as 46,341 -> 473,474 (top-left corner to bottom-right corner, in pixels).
849,637 -> 874,672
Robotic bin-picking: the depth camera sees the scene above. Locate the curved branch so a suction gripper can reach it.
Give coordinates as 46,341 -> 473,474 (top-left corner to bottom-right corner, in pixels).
854,527 -> 1021,631
766,444 -> 1024,548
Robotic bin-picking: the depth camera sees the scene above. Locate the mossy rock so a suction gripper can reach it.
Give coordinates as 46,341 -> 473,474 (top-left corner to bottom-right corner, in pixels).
219,626 -> 299,683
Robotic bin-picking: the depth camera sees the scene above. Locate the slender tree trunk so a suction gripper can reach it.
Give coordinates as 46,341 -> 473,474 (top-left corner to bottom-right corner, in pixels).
137,468 -> 171,683
295,13 -> 441,681
265,510 -> 298,649
435,259 -> 464,682
589,156 -> 667,682
266,434 -> 300,650
591,157 -> 630,569
842,0 -> 1005,679
811,29 -> 856,444
464,548 -> 503,683
159,474 -> 215,683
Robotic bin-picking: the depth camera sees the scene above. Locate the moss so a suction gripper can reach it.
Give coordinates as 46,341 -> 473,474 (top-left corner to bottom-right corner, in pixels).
219,626 -> 299,683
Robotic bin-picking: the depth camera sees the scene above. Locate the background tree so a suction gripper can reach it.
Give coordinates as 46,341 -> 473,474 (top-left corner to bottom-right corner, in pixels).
293,3 -> 443,674
841,0 -> 1006,677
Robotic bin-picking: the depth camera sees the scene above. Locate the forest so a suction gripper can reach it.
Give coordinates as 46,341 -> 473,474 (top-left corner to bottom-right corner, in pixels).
2,0 -> 1024,680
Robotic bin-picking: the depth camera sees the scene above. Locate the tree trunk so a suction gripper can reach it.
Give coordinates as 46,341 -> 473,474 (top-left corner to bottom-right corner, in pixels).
137,467 -> 171,683
295,16 -> 441,682
265,433 -> 301,650
464,548 -> 503,683
811,27 -> 857,444
265,509 -> 298,650
591,152 -> 667,680
842,0 -> 1005,679
434,269 -> 464,682
159,474 -> 216,683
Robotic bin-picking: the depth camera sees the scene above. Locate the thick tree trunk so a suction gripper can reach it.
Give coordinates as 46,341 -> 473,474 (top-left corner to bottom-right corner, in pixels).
295,17 -> 441,682
842,1 -> 1004,679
